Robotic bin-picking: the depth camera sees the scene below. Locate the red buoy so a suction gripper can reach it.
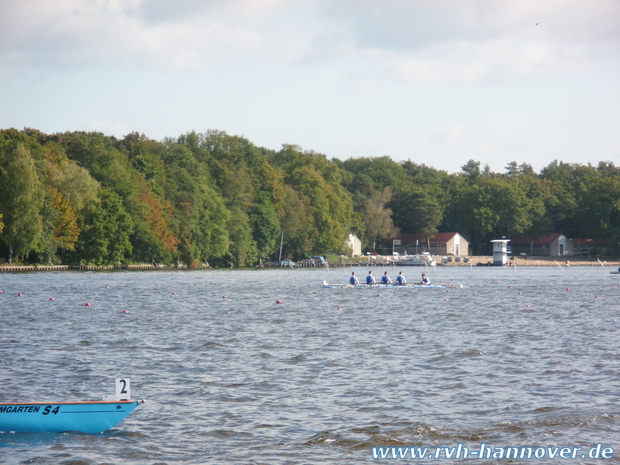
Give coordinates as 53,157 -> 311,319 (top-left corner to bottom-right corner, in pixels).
50,298 -> 55,301
276,299 -> 282,304
85,302 -> 91,306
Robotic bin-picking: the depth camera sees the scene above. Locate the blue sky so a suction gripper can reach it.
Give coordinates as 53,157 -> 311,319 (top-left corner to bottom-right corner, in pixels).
1,0 -> 618,173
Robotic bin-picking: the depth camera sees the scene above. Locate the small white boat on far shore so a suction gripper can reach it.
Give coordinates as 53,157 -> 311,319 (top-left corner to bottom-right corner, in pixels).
397,252 -> 436,267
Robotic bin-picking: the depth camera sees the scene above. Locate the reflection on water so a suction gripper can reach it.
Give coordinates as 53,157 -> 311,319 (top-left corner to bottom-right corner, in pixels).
0,267 -> 618,464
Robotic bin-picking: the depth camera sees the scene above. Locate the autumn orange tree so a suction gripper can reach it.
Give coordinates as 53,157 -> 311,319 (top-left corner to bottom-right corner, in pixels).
135,176 -> 179,263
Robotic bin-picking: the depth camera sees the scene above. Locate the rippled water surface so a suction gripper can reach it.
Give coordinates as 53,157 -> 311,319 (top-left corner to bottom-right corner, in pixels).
0,266 -> 618,464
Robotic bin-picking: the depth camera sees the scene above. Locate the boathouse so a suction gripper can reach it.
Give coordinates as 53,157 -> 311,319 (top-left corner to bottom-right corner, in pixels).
388,232 -> 469,257
507,233 -> 573,257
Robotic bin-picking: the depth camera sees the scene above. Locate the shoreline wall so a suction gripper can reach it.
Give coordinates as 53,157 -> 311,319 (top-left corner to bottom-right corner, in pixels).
0,257 -> 618,272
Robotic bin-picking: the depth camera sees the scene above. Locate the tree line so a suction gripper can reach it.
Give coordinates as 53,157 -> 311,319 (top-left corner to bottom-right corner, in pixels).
0,128 -> 618,266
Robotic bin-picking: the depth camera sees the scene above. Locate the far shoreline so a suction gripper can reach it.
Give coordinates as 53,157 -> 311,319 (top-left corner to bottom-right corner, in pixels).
0,256 -> 618,272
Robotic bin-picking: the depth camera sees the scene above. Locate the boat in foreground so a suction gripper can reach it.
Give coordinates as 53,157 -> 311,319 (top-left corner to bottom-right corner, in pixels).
0,379 -> 144,434
0,399 -> 144,434
322,280 -> 454,289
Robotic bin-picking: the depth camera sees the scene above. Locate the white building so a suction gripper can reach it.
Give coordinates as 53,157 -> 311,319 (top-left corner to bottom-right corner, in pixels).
348,234 -> 362,257
491,239 -> 510,265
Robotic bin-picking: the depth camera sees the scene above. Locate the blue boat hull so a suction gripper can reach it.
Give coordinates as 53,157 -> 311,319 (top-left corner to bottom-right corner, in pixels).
0,400 -> 143,434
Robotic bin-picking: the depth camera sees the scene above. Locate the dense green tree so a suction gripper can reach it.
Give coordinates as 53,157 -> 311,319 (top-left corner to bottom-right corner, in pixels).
119,132 -> 168,199
161,142 -> 230,265
0,128 -> 617,265
362,187 -> 397,251
272,145 -> 354,255
341,156 -> 410,198
250,192 -> 281,260
461,159 -> 482,182
38,188 -> 80,263
58,132 -> 171,265
288,163 -> 352,253
385,162 -> 451,240
279,185 -> 318,259
77,189 -> 134,265
176,130 -> 287,264
457,177 -> 545,253
132,177 -> 179,264
519,163 -> 535,175
225,207 -> 258,267
340,157 -> 410,243
0,144 -> 44,262
505,161 -> 519,176
57,132 -> 137,199
44,161 -> 101,214
576,176 -> 620,247
392,186 -> 443,239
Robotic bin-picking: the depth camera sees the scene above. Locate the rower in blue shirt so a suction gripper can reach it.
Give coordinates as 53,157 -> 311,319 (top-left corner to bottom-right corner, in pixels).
396,271 -> 407,285
366,270 -> 376,285
349,271 -> 359,285
420,273 -> 430,285
381,271 -> 392,285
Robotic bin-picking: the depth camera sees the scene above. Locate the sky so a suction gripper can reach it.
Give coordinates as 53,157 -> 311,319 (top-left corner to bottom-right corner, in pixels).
1,0 -> 619,174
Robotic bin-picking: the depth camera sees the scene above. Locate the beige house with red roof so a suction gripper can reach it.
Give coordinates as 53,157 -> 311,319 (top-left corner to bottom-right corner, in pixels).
389,232 -> 469,256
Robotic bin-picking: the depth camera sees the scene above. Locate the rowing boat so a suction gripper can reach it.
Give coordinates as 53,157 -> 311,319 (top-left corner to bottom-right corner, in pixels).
0,399 -> 144,434
0,379 -> 144,434
322,280 -> 453,289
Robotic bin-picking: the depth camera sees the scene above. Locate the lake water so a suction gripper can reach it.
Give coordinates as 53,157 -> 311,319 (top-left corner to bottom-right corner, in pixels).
0,266 -> 618,464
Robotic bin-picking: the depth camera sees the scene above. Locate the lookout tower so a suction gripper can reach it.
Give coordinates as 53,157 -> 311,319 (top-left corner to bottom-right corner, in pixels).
490,239 -> 510,266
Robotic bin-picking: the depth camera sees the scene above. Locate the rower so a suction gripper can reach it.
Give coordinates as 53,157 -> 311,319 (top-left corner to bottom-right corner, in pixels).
349,271 -> 359,285
366,270 -> 376,285
420,273 -> 430,285
396,271 -> 407,285
381,271 -> 392,285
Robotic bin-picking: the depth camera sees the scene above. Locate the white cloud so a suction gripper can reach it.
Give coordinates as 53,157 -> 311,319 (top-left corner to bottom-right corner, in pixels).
2,0 -> 618,83
87,119 -> 131,138
0,0 -> 617,174
431,125 -> 467,145
0,0 -> 322,73
317,0 -> 620,84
